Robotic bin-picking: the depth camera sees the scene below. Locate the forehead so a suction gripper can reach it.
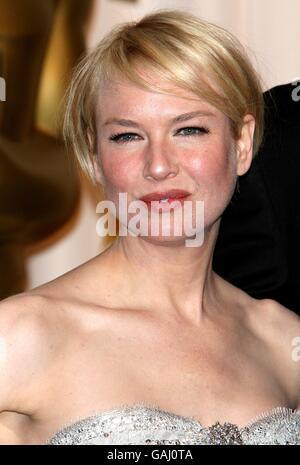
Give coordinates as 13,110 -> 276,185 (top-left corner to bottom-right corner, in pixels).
96,76 -> 223,122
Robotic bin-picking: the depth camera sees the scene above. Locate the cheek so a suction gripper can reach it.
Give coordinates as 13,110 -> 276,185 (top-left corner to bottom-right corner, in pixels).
99,151 -> 139,195
204,153 -> 234,187
186,142 -> 235,187
186,142 -> 237,220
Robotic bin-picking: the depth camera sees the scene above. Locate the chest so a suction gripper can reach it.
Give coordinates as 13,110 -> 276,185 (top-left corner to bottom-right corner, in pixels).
42,328 -> 290,429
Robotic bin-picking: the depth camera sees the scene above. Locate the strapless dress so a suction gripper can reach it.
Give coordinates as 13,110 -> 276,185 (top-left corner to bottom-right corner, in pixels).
46,403 -> 300,445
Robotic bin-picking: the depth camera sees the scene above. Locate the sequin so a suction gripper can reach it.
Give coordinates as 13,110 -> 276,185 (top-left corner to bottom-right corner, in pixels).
46,404 -> 300,445
208,421 -> 244,445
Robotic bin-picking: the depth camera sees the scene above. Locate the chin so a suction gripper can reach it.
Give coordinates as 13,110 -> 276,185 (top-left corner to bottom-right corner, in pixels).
138,235 -> 191,247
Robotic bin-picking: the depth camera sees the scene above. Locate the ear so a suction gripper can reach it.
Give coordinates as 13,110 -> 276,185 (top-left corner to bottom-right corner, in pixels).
235,114 -> 256,176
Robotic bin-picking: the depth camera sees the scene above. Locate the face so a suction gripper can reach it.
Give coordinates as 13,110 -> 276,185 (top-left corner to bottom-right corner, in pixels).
95,74 -> 254,245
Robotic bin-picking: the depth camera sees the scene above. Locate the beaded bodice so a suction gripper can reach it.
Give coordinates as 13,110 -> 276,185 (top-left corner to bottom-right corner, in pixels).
46,404 -> 300,445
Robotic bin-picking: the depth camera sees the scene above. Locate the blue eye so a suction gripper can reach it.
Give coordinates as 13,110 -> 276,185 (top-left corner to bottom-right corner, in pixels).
109,132 -> 140,143
176,126 -> 210,136
109,126 -> 210,144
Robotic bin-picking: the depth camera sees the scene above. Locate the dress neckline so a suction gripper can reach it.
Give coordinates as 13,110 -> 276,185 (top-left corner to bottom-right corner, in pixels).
46,402 -> 300,444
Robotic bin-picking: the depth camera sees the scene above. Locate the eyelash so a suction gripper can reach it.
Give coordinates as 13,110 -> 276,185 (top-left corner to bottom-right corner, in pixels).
108,126 -> 210,144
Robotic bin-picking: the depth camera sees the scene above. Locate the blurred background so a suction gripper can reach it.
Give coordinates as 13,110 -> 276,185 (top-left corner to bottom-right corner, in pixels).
0,0 -> 299,297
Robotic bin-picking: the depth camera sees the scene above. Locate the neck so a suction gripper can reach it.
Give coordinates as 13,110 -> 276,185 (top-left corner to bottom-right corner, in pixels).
102,220 -> 229,326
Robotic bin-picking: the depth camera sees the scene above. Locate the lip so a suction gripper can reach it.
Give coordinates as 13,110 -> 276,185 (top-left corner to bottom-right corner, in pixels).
139,189 -> 191,202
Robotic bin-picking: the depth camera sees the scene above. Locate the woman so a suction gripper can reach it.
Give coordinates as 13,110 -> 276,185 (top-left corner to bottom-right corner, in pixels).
0,9 -> 299,445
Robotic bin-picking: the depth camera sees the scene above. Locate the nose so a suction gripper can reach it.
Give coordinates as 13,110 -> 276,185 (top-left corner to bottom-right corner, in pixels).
143,140 -> 179,182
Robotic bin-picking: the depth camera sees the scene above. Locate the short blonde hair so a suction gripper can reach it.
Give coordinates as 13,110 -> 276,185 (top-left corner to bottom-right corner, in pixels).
63,9 -> 264,185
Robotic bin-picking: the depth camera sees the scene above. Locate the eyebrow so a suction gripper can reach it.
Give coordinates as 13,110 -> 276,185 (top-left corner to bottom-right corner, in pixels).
102,110 -> 216,128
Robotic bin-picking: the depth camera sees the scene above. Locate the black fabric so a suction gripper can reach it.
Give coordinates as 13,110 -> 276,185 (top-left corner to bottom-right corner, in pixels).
213,82 -> 300,315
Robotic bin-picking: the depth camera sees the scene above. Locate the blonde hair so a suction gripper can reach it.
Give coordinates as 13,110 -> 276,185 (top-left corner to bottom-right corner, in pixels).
63,9 -> 264,185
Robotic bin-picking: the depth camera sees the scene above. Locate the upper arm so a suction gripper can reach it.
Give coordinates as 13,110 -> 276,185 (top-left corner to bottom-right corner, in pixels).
289,314 -> 300,409
0,293 -> 54,417
0,292 -> 64,444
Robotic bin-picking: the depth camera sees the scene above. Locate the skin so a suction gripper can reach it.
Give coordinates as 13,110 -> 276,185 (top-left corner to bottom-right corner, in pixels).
0,74 -> 299,444
94,76 -> 252,325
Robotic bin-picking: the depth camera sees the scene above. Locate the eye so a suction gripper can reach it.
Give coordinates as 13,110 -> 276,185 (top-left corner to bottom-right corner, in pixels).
108,126 -> 210,144
109,132 -> 140,144
176,126 -> 210,136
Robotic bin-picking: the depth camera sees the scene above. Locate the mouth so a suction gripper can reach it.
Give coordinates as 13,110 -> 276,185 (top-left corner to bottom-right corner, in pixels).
139,189 -> 191,203
139,190 -> 191,211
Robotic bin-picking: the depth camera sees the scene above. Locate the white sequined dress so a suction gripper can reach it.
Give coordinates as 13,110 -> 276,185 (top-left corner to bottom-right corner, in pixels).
46,404 -> 300,445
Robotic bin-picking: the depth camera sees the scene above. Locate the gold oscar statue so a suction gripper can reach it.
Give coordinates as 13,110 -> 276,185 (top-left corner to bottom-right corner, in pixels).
0,0 -> 93,298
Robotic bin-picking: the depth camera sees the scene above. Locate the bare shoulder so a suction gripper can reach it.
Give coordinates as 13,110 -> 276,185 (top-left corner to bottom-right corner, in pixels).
223,277 -> 300,344
252,298 -> 300,407
254,298 -> 300,336
0,292 -> 65,414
